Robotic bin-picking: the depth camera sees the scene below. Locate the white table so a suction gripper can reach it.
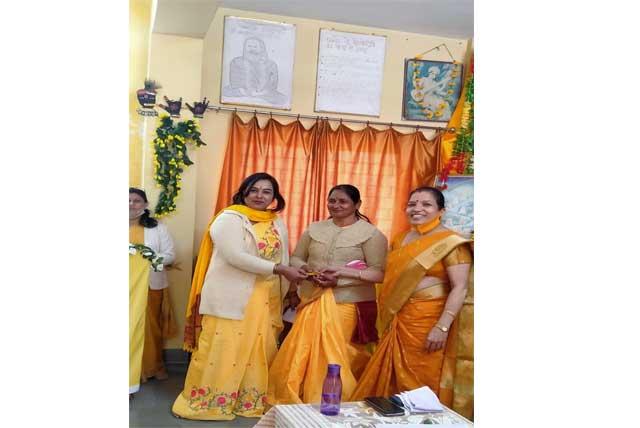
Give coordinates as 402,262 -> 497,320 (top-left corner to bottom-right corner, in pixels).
254,401 -> 473,427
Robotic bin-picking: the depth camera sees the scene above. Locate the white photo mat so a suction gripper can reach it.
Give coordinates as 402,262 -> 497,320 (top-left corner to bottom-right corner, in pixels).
220,16 -> 296,110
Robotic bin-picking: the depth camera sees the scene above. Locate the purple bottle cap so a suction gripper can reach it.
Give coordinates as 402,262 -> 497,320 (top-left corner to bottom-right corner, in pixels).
327,364 -> 341,375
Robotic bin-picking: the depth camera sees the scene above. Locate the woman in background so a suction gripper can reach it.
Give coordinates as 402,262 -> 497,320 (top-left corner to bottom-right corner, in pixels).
129,188 -> 176,392
268,184 -> 388,405
350,186 -> 472,402
172,173 -> 307,421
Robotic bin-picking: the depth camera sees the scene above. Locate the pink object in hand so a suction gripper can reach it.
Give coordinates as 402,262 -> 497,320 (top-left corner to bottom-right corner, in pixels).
345,260 -> 368,270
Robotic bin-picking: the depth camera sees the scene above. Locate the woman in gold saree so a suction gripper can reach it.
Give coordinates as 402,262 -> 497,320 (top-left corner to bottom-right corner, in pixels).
268,184 -> 388,405
172,173 -> 307,421
351,186 -> 472,403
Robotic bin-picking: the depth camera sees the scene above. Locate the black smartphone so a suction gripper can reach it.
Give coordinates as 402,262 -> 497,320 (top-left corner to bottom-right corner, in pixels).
364,396 -> 405,417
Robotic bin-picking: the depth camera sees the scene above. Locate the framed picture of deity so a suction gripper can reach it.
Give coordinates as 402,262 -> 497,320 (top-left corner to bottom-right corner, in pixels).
220,16 -> 296,110
402,59 -> 463,122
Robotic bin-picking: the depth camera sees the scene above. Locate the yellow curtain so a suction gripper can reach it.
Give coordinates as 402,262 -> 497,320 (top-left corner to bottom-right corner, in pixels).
214,114 -> 440,247
129,0 -> 154,187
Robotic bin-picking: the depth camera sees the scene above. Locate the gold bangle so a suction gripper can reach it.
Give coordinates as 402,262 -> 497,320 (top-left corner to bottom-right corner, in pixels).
444,310 -> 457,318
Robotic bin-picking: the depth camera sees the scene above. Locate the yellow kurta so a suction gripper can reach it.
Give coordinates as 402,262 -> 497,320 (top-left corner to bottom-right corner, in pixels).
172,220 -> 282,420
129,224 -> 150,394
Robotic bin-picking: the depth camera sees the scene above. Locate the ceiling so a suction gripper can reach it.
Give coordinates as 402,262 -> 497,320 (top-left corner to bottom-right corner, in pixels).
153,0 -> 474,40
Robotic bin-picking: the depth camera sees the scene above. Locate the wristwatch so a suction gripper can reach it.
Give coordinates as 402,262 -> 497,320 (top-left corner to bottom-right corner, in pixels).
435,324 -> 449,333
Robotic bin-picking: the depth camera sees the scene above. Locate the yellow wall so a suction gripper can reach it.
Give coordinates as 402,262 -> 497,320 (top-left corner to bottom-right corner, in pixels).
144,33 -> 203,349
194,7 -> 471,251
129,0 -> 154,187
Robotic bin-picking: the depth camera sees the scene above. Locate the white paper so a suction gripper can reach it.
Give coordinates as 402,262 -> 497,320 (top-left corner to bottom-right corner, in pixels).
395,386 -> 443,412
282,307 -> 296,323
315,29 -> 386,116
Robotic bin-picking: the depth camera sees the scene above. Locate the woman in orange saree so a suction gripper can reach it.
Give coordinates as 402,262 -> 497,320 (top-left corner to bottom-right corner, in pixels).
351,186 -> 472,406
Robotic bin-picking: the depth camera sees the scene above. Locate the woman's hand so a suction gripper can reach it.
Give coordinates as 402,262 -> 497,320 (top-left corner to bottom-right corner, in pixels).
313,267 -> 339,288
274,265 -> 308,283
424,326 -> 448,353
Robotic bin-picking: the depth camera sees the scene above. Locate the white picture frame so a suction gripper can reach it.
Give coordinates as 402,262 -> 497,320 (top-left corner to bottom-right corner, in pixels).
220,16 -> 296,110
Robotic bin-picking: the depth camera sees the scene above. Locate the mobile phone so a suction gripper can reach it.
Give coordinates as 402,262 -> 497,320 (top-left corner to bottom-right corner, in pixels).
364,396 -> 405,417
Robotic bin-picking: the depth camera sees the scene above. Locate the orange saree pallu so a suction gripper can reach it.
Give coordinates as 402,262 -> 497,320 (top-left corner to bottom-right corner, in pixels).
351,230 -> 472,408
267,289 -> 368,405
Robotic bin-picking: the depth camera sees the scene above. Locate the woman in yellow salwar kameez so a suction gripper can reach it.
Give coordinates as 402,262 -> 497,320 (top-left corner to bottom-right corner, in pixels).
172,173 -> 307,421
268,184 -> 388,405
351,186 -> 472,404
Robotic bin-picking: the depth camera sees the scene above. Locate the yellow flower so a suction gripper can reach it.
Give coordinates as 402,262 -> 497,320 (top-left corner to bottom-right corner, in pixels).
435,111 -> 442,117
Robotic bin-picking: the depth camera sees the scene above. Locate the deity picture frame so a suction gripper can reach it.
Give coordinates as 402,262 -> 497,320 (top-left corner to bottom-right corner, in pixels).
402,59 -> 464,122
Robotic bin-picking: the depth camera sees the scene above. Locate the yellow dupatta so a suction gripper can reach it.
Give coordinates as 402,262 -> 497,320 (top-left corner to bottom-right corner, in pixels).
130,224 -> 150,393
377,222 -> 472,334
182,205 -> 277,352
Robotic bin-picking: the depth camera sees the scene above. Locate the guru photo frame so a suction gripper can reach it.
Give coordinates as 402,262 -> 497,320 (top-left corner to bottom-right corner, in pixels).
220,16 -> 296,110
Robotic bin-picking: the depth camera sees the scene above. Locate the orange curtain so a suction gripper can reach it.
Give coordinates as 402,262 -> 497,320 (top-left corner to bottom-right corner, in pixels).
215,114 -> 441,245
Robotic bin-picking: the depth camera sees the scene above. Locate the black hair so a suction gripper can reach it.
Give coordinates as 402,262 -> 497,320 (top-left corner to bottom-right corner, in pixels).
231,172 -> 285,212
129,187 -> 158,228
408,186 -> 446,210
328,184 -> 371,223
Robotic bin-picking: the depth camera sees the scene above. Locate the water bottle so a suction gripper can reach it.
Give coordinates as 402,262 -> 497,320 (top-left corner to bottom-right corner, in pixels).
320,363 -> 342,416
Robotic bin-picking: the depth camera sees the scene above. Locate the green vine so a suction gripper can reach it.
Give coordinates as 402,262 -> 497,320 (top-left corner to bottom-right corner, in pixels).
153,115 -> 206,216
452,74 -> 474,174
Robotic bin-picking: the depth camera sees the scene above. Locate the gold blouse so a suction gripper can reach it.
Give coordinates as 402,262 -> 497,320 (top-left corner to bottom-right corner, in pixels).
290,219 -> 388,303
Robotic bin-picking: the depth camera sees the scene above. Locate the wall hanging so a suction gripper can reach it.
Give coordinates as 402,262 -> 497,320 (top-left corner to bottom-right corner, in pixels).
402,59 -> 463,122
220,16 -> 296,110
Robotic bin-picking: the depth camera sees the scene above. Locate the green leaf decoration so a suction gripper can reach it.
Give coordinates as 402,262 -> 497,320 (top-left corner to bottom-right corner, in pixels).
152,115 -> 206,217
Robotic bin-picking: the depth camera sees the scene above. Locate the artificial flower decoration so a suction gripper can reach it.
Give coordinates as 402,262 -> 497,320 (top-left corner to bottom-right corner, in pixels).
153,115 -> 206,216
439,65 -> 474,184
